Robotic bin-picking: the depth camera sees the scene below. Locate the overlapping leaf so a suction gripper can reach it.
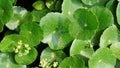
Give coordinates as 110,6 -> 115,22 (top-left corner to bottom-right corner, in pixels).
59,55 -> 85,68
20,23 -> 43,46
0,0 -> 13,24
32,0 -> 45,10
31,9 -> 50,22
15,47 -> 38,65
62,0 -> 83,17
90,6 -> 114,31
0,53 -> 26,68
40,47 -> 66,68
5,6 -> 28,30
89,48 -> 116,68
0,34 -> 29,52
40,13 -> 73,50
110,42 -> 120,60
70,39 -> 94,58
99,25 -> 118,48
69,8 -> 98,40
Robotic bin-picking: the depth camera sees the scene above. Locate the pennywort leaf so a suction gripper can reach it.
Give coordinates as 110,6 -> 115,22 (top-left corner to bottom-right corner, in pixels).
99,25 -> 118,48
89,48 -> 116,68
69,8 -> 98,40
20,23 -> 43,46
90,6 -> 114,31
0,34 -> 30,52
70,39 -> 94,58
0,0 -> 13,24
40,47 -> 66,68
31,9 -> 50,22
15,47 -> 38,65
32,0 -> 45,10
62,0 -> 83,16
110,42 -> 120,60
5,6 -> 27,30
40,13 -> 73,50
59,55 -> 85,68
0,53 -> 26,68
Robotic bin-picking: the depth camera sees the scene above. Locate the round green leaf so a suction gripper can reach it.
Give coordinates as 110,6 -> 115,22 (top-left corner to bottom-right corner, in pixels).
0,34 -> 30,52
32,1 -> 45,10
89,48 -> 116,68
99,25 -> 118,48
110,42 -> 120,60
69,8 -> 98,40
117,2 -> 120,25
62,0 -> 83,16
20,23 -> 43,46
59,55 -> 85,68
5,6 -> 28,30
70,39 -> 94,58
40,13 -> 73,50
40,47 -> 66,68
90,6 -> 114,31
15,47 -> 38,65
81,0 -> 99,5
0,0 -> 13,24
0,53 -> 26,68
31,9 -> 50,22
45,0 -> 56,11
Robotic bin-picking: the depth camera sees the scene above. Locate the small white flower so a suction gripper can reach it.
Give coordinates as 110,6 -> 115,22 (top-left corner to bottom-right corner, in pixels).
17,45 -> 21,49
25,50 -> 29,54
24,44 -> 29,48
27,47 -> 31,50
53,62 -> 59,67
15,49 -> 19,53
18,40 -> 22,45
40,59 -> 47,68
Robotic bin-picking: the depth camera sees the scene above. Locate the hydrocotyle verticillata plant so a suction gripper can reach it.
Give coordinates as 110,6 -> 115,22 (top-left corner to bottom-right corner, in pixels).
1,0 -> 120,68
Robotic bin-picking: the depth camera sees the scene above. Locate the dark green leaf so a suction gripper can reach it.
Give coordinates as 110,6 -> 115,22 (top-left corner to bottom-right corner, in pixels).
20,23 -> 43,46
69,8 -> 98,40
15,47 -> 38,65
31,9 -> 50,22
90,6 -> 114,31
0,0 -> 13,24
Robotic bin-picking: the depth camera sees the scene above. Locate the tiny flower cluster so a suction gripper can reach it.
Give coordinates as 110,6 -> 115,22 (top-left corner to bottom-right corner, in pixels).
14,40 -> 31,57
39,59 -> 47,68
